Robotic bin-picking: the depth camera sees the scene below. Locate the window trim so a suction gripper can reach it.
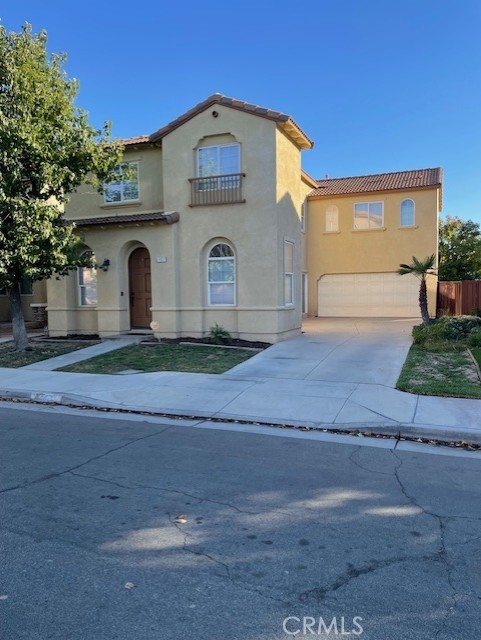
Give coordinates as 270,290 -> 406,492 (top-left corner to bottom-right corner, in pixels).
207,242 -> 236,307
77,251 -> 98,307
301,199 -> 307,232
353,201 -> 384,230
284,240 -> 295,307
400,198 -> 415,227
103,161 -> 140,205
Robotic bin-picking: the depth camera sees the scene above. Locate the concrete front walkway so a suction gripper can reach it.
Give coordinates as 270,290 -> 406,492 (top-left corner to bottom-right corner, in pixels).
0,318 -> 480,442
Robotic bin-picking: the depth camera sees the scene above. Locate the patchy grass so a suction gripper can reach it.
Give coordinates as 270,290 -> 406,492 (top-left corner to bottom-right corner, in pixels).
0,341 -> 89,368
471,348 -> 481,370
60,343 -> 258,375
397,345 -> 481,398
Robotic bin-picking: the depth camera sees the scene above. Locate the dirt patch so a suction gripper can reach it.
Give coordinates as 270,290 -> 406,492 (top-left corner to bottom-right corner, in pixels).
410,351 -> 479,385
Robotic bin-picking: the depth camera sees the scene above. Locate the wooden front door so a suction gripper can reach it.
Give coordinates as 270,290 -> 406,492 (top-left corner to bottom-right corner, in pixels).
129,248 -> 152,328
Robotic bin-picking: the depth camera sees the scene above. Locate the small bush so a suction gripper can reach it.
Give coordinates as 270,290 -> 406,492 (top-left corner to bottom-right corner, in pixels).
208,323 -> 232,345
412,321 -> 446,345
471,308 -> 481,318
438,315 -> 481,340
468,329 -> 481,348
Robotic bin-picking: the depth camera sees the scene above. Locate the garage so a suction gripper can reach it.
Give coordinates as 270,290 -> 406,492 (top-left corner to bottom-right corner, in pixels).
317,272 -> 420,318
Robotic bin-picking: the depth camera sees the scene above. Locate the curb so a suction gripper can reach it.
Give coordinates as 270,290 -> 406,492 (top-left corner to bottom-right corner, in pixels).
1,389 -> 481,451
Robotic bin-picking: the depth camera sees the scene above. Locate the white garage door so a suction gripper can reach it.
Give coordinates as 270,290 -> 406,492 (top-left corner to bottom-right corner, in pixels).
318,272 -> 420,318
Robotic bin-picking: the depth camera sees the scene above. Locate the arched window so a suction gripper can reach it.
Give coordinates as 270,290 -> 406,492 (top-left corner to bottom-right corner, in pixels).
325,205 -> 339,232
400,199 -> 415,227
78,251 -> 98,306
207,243 -> 235,305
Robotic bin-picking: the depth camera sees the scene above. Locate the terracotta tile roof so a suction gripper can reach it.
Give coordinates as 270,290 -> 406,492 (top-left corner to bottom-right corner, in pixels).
119,135 -> 151,147
72,211 -> 179,226
309,168 -> 443,198
149,93 -> 313,150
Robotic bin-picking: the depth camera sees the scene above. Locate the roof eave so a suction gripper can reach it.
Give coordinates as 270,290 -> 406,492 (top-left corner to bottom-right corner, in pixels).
307,183 -> 443,200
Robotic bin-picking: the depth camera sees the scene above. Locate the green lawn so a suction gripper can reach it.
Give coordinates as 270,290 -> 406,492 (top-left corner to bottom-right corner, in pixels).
0,341 -> 89,368
60,343 -> 258,375
397,345 -> 481,398
471,348 -> 481,369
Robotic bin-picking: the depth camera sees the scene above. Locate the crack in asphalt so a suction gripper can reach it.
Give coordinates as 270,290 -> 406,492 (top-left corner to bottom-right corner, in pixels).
0,426 -> 172,495
390,450 -> 460,640
298,554 -> 437,605
69,470 -> 260,515
168,513 -> 287,605
348,446 -> 397,476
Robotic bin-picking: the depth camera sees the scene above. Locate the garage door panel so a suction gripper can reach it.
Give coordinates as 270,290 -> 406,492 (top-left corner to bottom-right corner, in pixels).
318,273 -> 420,318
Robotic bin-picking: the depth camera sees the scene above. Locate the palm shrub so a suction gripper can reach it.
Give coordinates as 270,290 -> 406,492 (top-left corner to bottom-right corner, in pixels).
397,255 -> 436,325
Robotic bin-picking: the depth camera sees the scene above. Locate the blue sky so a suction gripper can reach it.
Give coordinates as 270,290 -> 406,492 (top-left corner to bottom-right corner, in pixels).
2,0 -> 481,222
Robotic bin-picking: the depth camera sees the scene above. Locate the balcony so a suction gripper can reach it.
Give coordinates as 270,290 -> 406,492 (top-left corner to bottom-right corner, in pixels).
189,173 -> 246,207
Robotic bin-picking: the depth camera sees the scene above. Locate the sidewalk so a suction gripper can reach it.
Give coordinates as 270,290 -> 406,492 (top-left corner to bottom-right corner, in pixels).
0,318 -> 480,445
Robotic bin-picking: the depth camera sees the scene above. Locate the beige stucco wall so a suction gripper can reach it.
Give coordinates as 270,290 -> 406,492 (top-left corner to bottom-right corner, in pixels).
0,280 -> 47,323
66,146 -> 164,221
306,188 -> 440,316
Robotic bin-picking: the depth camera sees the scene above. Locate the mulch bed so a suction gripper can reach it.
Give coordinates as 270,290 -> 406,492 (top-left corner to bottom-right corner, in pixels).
144,336 -> 271,350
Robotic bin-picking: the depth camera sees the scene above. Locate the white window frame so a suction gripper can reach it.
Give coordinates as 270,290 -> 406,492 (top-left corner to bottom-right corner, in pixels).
400,199 -> 415,227
284,241 -> 295,307
301,199 -> 307,232
103,161 -> 140,204
301,273 -> 308,314
325,205 -> 339,232
77,252 -> 98,307
353,201 -> 384,230
197,143 -> 240,191
207,243 -> 236,307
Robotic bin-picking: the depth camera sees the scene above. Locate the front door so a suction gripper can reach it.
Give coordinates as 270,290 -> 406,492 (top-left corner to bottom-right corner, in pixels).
129,248 -> 152,328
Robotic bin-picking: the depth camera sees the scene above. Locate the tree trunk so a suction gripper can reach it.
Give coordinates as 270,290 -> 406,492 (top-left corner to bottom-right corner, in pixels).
419,277 -> 431,325
8,284 -> 31,351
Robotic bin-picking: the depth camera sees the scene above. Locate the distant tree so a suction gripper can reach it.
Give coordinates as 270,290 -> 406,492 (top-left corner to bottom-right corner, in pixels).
397,255 -> 436,325
0,24 -> 123,351
438,216 -> 481,281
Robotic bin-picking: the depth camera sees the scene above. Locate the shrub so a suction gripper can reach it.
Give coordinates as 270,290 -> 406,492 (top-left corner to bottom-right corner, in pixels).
438,315 -> 481,340
468,329 -> 481,348
471,308 -> 481,318
412,321 -> 445,345
208,323 -> 232,345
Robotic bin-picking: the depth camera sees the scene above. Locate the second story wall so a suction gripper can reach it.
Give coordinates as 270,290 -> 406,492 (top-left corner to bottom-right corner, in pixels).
65,146 -> 164,221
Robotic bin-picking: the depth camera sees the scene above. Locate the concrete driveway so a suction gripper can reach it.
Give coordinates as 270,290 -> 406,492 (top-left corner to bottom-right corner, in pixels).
228,317 -> 417,388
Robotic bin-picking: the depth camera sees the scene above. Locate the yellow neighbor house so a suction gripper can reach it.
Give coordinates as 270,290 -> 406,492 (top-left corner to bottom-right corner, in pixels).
43,94 -> 442,342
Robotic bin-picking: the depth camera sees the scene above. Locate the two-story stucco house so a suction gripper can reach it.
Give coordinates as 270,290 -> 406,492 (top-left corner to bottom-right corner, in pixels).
44,94 -> 442,342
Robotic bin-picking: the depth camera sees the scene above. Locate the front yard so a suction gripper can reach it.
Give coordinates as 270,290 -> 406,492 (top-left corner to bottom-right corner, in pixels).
0,341 -> 90,368
396,316 -> 481,399
59,343 -> 258,375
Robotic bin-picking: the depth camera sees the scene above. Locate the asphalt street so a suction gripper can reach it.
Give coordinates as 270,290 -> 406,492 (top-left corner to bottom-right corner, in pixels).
1,404 -> 481,640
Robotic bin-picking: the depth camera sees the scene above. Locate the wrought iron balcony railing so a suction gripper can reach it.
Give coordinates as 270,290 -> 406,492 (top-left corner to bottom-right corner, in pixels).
189,173 -> 246,207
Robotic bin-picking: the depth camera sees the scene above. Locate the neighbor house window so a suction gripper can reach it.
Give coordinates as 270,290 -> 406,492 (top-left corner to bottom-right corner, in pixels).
301,199 -> 307,232
284,241 -> 294,306
207,243 -> 235,305
103,161 -> 140,204
325,205 -> 339,232
198,144 -> 240,190
400,199 -> 415,226
78,252 -> 98,306
354,202 -> 384,230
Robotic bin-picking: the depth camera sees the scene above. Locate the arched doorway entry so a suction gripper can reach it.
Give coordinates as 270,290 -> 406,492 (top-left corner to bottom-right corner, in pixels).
128,247 -> 152,328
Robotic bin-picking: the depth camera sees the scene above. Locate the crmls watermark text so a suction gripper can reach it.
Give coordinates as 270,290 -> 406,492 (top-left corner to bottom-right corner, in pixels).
282,616 -> 364,636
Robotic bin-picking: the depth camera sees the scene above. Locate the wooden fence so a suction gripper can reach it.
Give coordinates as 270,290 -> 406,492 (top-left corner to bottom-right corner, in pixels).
437,280 -> 481,316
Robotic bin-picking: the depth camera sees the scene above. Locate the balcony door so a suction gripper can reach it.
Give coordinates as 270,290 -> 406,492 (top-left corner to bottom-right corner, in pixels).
129,248 -> 152,328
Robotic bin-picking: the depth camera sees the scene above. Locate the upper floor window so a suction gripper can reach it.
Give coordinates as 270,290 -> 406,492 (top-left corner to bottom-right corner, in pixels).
207,243 -> 236,306
301,199 -> 307,232
78,251 -> 98,307
400,199 -> 415,226
325,205 -> 339,232
198,144 -> 240,178
354,202 -> 383,230
103,161 -> 140,204
284,241 -> 294,306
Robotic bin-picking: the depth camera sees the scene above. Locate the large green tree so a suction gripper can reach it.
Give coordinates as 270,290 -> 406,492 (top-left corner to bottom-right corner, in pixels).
0,24 -> 122,350
438,216 -> 481,281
